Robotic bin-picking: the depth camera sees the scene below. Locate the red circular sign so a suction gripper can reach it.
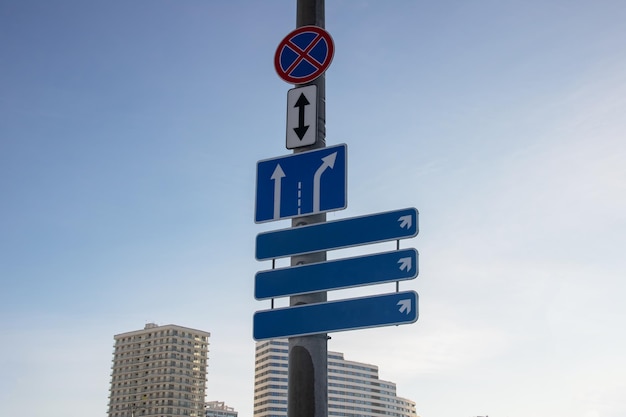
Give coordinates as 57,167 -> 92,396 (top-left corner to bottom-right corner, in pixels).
274,26 -> 335,84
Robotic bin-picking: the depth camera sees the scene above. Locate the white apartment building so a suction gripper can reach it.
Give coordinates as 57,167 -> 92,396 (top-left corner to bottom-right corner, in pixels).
205,401 -> 238,417
254,339 -> 417,417
108,323 -> 210,417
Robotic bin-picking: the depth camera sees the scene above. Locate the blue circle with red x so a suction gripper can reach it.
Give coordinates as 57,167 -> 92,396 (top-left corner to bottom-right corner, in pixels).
274,26 -> 335,84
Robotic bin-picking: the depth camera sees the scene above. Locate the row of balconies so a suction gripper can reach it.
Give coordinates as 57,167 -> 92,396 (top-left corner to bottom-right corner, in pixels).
109,389 -> 202,400
111,373 -> 192,382
116,332 -> 207,343
111,362 -> 203,372
110,372 -> 206,382
114,343 -> 208,352
115,339 -> 208,350
108,387 -> 205,400
112,348 -> 207,361
111,381 -> 205,389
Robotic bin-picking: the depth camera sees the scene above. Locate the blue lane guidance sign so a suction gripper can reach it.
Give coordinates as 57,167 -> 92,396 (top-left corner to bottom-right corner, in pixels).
255,248 -> 418,300
255,144 -> 346,223
253,291 -> 419,340
256,207 -> 418,260
274,26 -> 334,84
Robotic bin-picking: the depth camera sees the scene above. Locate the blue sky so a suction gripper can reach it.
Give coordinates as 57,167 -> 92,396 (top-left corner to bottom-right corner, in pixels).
1,1 -> 626,416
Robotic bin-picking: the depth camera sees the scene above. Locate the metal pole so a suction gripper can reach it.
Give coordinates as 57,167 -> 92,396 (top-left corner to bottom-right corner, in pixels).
288,1 -> 328,417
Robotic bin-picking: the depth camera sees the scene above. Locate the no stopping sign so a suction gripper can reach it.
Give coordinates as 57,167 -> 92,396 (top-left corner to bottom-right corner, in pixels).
274,26 -> 335,84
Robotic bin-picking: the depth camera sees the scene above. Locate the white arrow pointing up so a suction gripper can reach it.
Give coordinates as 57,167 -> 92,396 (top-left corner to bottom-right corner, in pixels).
271,164 -> 285,220
398,214 -> 412,229
397,257 -> 412,272
312,152 -> 338,212
397,299 -> 412,314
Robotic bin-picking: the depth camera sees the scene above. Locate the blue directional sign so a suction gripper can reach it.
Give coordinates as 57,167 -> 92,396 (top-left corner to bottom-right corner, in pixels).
256,207 -> 418,260
253,291 -> 419,340
255,144 -> 347,223
255,248 -> 418,299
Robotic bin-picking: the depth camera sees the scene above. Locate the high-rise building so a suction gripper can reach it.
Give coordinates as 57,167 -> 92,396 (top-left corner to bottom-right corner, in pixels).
254,339 -> 418,417
205,401 -> 238,417
108,323 -> 210,417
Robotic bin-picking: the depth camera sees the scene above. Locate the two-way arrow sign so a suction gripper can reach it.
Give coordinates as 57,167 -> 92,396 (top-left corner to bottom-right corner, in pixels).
287,85 -> 317,148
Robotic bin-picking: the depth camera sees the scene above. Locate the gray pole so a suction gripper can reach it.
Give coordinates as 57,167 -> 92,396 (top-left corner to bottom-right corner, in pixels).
288,1 -> 328,417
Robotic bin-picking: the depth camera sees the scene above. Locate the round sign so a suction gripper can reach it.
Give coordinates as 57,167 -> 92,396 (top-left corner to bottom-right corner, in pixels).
274,25 -> 335,84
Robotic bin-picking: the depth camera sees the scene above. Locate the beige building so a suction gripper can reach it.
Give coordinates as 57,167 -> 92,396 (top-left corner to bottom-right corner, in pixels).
254,339 -> 417,417
205,401 -> 238,417
108,323 -> 210,417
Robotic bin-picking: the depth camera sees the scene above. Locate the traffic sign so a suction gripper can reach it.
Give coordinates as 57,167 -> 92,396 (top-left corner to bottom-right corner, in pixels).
274,26 -> 334,84
255,144 -> 347,223
253,291 -> 419,340
287,85 -> 317,149
255,248 -> 418,299
256,207 -> 418,260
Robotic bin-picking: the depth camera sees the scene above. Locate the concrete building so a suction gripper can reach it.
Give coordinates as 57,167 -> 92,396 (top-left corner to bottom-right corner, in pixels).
254,339 -> 417,417
108,323 -> 210,417
205,401 -> 238,417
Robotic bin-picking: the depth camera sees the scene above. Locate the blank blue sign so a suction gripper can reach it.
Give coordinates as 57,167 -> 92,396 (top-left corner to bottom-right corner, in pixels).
256,207 -> 418,260
253,291 -> 419,340
255,248 -> 418,299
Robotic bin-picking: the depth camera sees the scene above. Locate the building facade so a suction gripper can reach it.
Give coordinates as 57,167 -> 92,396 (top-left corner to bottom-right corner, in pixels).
205,401 -> 238,417
108,323 -> 210,417
254,339 -> 417,417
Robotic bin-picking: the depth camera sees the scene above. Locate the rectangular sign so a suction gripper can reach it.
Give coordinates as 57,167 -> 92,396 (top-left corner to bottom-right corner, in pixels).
255,248 -> 418,299
255,207 -> 418,260
255,144 -> 347,223
253,291 -> 419,340
286,85 -> 317,149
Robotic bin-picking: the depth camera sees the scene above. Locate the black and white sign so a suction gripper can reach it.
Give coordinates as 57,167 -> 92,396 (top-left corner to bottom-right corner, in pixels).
286,85 -> 317,148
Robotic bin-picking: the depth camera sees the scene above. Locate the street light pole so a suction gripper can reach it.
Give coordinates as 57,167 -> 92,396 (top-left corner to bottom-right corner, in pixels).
288,1 -> 328,417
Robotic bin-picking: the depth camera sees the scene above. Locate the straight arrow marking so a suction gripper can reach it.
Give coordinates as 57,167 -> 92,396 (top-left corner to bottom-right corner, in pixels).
271,164 -> 285,220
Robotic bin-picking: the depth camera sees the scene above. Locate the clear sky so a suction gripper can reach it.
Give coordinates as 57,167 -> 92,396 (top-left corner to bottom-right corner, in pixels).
1,1 -> 625,416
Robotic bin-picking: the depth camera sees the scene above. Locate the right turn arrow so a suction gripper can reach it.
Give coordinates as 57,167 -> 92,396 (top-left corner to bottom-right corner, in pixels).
397,299 -> 412,314
397,257 -> 412,272
398,214 -> 412,229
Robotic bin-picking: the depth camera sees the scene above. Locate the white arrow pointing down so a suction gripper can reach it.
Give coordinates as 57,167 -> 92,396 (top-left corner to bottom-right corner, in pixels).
397,299 -> 412,314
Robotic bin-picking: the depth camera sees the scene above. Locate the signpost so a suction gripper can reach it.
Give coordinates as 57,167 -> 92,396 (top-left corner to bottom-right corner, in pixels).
255,248 -> 418,299
256,207 -> 418,260
253,291 -> 419,340
287,85 -> 317,148
255,4 -> 421,416
255,144 -> 346,223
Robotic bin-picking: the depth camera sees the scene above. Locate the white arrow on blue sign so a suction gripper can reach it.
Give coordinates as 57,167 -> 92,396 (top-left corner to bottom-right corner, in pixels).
255,144 -> 347,223
255,248 -> 418,299
253,290 -> 419,340
256,207 -> 418,260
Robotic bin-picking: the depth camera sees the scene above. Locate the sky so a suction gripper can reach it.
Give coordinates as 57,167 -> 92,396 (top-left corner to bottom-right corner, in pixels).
1,1 -> 626,416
